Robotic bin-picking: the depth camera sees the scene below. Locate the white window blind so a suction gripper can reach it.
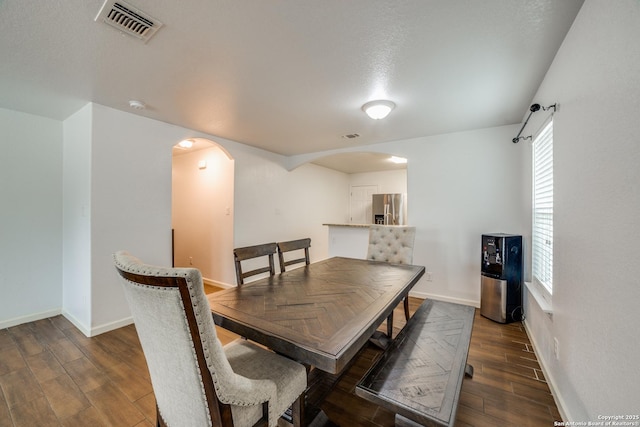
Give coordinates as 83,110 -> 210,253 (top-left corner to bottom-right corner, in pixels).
532,119 -> 554,293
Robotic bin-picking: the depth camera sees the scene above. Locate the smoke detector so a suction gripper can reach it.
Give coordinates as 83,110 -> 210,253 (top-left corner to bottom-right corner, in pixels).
95,0 -> 163,43
128,100 -> 146,110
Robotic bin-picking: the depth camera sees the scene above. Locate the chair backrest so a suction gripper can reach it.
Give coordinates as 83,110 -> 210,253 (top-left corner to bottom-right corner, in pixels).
233,242 -> 277,285
366,225 -> 416,264
277,238 -> 311,272
113,251 -> 239,427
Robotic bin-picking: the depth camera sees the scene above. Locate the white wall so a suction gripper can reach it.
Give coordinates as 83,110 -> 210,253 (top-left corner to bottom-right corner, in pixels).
402,126 -> 527,304
89,105 -> 179,333
173,141 -> 349,287
60,103 -> 351,333
349,169 -> 407,195
62,105 -> 93,331
172,144 -> 235,285
232,144 -> 350,270
520,0 -> 640,419
0,108 -> 63,328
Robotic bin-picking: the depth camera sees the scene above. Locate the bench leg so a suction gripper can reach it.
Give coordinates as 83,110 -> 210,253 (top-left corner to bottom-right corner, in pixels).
403,297 -> 410,321
465,363 -> 474,378
395,413 -> 422,427
387,310 -> 394,338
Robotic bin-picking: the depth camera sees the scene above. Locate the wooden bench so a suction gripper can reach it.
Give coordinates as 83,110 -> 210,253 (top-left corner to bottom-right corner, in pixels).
356,299 -> 475,427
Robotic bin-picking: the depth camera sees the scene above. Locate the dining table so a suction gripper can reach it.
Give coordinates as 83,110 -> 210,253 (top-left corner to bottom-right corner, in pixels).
207,256 -> 425,374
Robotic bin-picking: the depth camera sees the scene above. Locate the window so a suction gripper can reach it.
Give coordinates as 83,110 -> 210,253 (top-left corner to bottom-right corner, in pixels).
532,119 -> 554,294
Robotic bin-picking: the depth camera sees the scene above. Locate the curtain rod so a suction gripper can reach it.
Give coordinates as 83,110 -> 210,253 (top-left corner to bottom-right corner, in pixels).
512,103 -> 557,143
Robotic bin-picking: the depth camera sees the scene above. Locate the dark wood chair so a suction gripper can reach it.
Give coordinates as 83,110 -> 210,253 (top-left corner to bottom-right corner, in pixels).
233,242 -> 277,285
113,251 -> 306,427
277,238 -> 311,272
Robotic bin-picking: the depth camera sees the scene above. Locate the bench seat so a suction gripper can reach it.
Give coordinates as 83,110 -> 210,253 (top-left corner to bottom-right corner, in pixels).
356,299 -> 475,427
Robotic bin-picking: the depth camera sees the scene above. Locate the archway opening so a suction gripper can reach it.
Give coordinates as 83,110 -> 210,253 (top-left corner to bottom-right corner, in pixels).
171,138 -> 236,288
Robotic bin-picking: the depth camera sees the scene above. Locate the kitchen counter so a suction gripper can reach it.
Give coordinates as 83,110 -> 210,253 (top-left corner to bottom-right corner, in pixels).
322,223 -> 371,228
324,223 -> 413,258
323,223 -> 372,258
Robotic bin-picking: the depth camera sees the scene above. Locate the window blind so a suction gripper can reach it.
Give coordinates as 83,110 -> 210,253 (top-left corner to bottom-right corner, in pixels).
533,120 -> 553,293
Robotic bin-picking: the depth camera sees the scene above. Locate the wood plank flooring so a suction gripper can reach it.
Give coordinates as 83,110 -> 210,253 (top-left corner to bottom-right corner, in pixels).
0,292 -> 560,426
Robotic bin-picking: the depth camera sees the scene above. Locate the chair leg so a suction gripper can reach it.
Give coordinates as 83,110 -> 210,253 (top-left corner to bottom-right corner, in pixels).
403,297 -> 410,321
291,391 -> 305,427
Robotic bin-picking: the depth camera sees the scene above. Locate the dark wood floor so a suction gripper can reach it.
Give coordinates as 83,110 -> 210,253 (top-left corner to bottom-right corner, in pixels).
0,293 -> 560,426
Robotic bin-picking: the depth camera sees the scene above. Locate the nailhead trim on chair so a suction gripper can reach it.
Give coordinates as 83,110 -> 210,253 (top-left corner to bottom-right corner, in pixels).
114,252 -> 306,427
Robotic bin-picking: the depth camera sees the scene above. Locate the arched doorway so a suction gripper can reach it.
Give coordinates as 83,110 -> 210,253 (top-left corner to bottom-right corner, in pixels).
171,138 -> 235,287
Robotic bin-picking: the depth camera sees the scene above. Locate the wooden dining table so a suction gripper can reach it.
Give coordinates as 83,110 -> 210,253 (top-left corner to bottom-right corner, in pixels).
207,256 -> 425,375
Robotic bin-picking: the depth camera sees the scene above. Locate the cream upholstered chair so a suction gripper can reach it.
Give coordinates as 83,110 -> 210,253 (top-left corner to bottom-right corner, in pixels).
113,251 -> 306,427
277,238 -> 311,272
366,225 -> 417,338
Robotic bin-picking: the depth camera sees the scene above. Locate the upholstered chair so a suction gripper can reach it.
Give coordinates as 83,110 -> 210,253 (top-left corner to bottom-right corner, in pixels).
113,251 -> 306,427
366,225 -> 417,338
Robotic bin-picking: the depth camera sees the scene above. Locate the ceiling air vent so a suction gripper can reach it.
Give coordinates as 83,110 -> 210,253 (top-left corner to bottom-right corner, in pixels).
95,0 -> 163,43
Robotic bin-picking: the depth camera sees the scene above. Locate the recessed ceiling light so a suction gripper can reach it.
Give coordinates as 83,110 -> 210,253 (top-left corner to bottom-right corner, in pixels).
178,139 -> 194,148
362,100 -> 395,120
389,156 -> 407,164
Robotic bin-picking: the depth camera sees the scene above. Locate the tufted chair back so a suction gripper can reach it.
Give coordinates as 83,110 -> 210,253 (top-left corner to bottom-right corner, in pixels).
366,226 -> 417,337
366,225 -> 416,264
113,251 -> 306,427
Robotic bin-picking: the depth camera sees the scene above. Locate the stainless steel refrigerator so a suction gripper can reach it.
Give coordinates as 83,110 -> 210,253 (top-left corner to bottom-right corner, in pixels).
372,194 -> 405,225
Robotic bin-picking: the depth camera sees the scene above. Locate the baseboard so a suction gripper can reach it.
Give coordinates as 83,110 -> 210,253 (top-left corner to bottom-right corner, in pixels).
58,278 -> 228,338
91,316 -> 134,337
523,317 -> 567,422
0,308 -> 62,329
203,277 -> 234,289
69,279 -> 226,337
61,310 -> 133,337
60,310 -> 91,337
410,290 -> 480,308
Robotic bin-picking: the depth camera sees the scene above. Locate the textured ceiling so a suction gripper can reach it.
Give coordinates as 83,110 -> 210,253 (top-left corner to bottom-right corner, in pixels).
0,0 -> 584,165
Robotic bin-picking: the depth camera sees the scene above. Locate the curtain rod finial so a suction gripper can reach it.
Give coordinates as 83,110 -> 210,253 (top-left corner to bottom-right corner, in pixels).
512,135 -> 532,143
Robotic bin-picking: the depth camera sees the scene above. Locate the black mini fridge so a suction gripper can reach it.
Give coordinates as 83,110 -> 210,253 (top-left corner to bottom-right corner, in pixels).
481,234 -> 523,323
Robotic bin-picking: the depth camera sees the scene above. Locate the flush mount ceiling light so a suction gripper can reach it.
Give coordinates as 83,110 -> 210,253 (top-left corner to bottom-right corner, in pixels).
362,100 -> 395,120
